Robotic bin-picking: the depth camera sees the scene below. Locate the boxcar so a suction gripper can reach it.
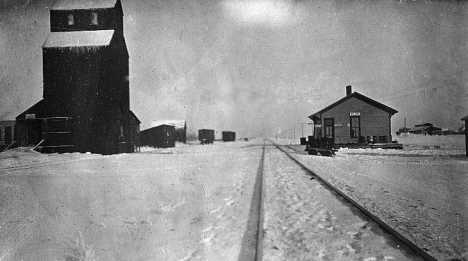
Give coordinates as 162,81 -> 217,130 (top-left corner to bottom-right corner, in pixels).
222,131 -> 236,142
198,129 -> 214,144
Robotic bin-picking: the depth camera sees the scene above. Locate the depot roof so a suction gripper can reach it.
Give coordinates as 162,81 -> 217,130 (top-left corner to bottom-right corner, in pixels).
308,92 -> 398,121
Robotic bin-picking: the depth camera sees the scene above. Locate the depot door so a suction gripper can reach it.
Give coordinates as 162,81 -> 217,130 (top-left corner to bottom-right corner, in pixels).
324,118 -> 334,145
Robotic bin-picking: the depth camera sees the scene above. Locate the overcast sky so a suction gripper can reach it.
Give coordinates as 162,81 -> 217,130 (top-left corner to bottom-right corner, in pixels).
1,0 -> 468,138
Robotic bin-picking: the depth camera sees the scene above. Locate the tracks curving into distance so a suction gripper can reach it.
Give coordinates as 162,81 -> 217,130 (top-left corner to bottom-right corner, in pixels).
272,141 -> 438,261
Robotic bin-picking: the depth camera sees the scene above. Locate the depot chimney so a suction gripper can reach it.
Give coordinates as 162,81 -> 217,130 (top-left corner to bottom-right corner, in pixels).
346,85 -> 352,96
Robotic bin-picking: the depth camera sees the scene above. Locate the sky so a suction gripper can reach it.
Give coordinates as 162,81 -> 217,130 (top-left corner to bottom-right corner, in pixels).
1,0 -> 468,138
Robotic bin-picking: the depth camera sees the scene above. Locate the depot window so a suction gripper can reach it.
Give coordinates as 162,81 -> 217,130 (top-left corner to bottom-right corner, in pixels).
350,116 -> 360,138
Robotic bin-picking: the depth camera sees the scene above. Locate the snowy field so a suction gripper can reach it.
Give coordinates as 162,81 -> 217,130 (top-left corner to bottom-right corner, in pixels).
277,134 -> 467,260
0,140 -> 263,261
1,135 -> 466,261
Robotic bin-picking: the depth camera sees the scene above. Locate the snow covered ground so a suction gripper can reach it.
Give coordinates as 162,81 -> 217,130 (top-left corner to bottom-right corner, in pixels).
277,134 -> 467,260
0,140 -> 263,261
262,146 -> 424,261
1,134 -> 466,260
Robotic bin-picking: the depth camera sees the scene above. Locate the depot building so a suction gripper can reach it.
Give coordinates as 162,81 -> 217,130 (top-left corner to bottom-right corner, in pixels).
308,85 -> 398,145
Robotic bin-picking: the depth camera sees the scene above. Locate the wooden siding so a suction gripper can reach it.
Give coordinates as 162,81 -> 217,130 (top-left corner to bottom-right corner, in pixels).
321,96 -> 391,144
40,33 -> 130,154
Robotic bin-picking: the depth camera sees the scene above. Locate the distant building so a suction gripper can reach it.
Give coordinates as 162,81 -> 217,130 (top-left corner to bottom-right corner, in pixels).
407,123 -> 441,135
140,125 -> 175,148
308,85 -> 398,145
15,0 -> 139,154
432,128 -> 456,136
0,121 -> 16,151
151,120 -> 186,143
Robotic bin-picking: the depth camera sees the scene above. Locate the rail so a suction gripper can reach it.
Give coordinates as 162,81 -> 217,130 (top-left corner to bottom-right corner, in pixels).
272,141 -> 438,261
238,143 -> 266,261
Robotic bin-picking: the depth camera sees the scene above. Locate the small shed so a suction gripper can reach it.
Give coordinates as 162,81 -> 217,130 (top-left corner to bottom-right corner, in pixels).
308,85 -> 398,145
462,115 -> 468,157
151,120 -> 186,143
140,124 -> 175,148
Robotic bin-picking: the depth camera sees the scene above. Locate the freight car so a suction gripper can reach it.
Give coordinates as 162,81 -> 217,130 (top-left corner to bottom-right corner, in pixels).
198,129 -> 214,144
222,131 -> 236,142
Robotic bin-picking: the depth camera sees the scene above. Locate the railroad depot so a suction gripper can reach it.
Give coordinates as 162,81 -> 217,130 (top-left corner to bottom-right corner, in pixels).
15,0 -> 140,155
308,85 -> 398,146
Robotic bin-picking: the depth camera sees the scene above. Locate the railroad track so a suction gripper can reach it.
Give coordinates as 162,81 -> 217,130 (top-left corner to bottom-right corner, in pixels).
272,141 -> 438,261
238,143 -> 266,261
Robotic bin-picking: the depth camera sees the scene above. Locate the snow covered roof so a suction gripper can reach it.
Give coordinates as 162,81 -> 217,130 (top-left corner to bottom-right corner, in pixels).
308,92 -> 398,121
43,30 -> 114,48
51,0 -> 117,10
461,115 -> 468,121
151,120 -> 186,129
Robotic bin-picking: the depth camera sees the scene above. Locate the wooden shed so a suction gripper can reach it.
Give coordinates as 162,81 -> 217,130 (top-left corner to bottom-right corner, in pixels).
15,0 -> 139,154
151,120 -> 187,143
140,125 -> 175,148
308,85 -> 398,145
